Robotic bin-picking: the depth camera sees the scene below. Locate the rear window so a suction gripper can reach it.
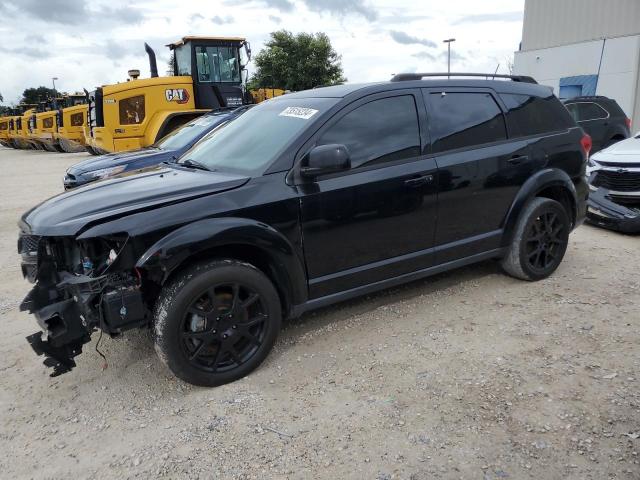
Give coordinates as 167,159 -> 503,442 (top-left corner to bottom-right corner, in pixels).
43,117 -> 54,129
427,92 -> 507,153
501,93 -> 573,137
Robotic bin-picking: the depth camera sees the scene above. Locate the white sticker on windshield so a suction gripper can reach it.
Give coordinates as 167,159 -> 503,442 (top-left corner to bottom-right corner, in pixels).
279,107 -> 319,120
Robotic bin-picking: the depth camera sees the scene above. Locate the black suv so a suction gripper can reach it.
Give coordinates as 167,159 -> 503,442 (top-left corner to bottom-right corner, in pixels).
19,73 -> 589,386
563,96 -> 630,153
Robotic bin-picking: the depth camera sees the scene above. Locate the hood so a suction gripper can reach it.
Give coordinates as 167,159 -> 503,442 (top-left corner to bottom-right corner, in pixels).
67,147 -> 167,175
592,137 -> 640,164
21,165 -> 249,236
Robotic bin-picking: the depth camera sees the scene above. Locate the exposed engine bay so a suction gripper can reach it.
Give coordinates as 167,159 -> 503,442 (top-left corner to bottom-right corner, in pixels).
19,233 -> 149,376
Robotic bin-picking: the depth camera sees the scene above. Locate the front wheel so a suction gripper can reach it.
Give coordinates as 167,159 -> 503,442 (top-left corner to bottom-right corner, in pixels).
500,197 -> 570,281
153,260 -> 281,387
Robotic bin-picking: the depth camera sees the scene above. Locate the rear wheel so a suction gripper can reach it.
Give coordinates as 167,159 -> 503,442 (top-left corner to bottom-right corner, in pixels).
501,197 -> 570,281
85,145 -> 99,155
153,260 -> 281,387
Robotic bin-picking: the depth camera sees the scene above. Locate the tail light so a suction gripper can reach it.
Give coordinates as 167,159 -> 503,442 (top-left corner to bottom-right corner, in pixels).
625,118 -> 632,130
580,133 -> 592,159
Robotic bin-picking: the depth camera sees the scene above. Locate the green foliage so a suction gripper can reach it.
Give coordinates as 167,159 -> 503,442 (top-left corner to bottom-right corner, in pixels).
21,86 -> 56,105
249,30 -> 346,91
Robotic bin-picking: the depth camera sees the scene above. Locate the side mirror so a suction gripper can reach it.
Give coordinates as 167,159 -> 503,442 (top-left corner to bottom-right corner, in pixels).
300,144 -> 351,178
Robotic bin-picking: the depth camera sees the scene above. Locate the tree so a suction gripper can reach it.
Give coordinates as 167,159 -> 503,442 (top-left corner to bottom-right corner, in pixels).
20,86 -> 56,105
0,92 -> 3,103
249,30 -> 346,91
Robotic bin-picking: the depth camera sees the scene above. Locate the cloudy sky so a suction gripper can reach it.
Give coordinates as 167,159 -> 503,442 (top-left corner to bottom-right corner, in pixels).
0,0 -> 524,104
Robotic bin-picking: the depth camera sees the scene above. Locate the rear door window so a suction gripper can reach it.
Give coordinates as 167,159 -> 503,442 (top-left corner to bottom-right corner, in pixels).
425,92 -> 507,153
501,93 -> 574,136
570,102 -> 609,121
317,95 -> 421,170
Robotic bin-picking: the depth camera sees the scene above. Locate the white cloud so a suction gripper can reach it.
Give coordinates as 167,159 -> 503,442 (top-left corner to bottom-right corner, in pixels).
0,0 -> 525,104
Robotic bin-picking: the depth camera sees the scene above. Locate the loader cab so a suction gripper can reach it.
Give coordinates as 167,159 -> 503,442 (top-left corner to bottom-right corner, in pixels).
61,94 -> 87,108
58,94 -> 87,128
169,36 -> 249,109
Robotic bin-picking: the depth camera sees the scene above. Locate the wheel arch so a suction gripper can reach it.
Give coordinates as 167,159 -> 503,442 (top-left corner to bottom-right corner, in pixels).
502,168 -> 578,247
135,217 -> 308,317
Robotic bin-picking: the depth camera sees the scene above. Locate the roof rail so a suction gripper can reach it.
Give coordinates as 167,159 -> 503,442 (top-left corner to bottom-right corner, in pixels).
390,72 -> 538,84
563,95 -> 608,100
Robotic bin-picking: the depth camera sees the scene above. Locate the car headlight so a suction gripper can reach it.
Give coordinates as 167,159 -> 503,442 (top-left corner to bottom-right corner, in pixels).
587,157 -> 600,168
85,165 -> 126,180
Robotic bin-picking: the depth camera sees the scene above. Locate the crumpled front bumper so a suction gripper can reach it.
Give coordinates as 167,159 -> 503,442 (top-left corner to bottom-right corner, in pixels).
586,188 -> 640,234
20,287 -> 93,377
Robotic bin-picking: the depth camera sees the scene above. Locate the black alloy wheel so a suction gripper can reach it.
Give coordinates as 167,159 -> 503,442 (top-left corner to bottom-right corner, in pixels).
501,197 -> 570,281
524,211 -> 565,273
154,260 -> 281,387
181,282 -> 268,373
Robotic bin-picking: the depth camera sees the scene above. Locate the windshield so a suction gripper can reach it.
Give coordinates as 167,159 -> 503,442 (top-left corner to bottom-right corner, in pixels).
195,46 -> 241,83
180,97 -> 338,174
156,113 -> 232,151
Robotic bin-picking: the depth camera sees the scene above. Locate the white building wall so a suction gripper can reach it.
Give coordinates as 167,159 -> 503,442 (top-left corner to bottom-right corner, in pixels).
522,0 -> 640,51
514,35 -> 640,131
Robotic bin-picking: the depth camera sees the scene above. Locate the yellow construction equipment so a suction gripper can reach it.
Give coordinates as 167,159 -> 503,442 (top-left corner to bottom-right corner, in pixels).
249,87 -> 287,104
0,117 -> 10,148
5,115 -> 19,148
30,100 -> 62,152
86,37 -> 254,154
12,105 -> 39,150
57,93 -> 88,153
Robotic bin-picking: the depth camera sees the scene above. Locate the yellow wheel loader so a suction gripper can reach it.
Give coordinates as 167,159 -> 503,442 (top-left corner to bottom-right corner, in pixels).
0,117 -> 10,148
57,94 -> 88,153
248,87 -> 287,104
5,116 -> 19,148
11,105 -> 39,150
30,100 -> 62,152
86,36 -> 254,154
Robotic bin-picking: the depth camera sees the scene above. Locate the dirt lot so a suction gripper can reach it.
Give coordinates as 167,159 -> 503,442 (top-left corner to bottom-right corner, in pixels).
0,146 -> 639,480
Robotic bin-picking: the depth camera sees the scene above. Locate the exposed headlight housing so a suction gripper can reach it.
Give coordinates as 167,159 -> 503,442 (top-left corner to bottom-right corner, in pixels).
86,165 -> 126,180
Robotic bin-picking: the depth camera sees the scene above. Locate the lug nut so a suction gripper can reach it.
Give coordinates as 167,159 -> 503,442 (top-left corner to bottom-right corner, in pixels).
212,330 -> 217,334
223,334 -> 228,339
232,325 -> 237,329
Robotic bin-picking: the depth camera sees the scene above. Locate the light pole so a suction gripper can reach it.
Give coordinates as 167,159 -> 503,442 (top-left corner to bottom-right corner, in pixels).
443,38 -> 456,78
51,77 -> 59,108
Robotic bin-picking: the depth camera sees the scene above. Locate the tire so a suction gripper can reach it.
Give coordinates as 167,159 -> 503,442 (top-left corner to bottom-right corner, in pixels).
85,145 -> 99,155
500,197 -> 570,281
153,259 -> 282,387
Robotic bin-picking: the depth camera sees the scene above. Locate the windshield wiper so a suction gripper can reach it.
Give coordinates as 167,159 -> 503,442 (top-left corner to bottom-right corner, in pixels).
180,159 -> 211,171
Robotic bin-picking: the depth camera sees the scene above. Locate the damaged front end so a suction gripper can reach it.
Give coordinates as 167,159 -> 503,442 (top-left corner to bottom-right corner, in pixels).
586,164 -> 640,233
18,232 -> 149,376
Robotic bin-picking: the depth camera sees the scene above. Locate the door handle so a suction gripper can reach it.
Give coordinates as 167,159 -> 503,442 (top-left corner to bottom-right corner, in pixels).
508,155 -> 529,165
404,174 -> 434,187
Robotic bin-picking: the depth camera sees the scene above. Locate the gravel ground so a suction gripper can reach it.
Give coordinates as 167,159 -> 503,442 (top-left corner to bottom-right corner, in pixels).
0,147 -> 639,480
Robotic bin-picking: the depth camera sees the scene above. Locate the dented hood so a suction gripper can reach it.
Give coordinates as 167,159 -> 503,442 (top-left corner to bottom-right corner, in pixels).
20,165 -> 249,236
